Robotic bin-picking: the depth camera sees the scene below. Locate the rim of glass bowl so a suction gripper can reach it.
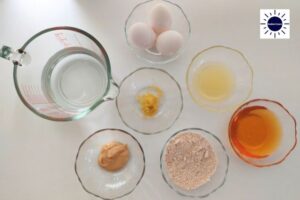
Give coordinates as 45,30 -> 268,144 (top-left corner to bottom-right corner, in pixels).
74,128 -> 146,199
186,45 -> 254,112
124,0 -> 191,65
160,128 -> 230,198
14,26 -> 112,121
116,67 -> 184,135
228,99 -> 298,167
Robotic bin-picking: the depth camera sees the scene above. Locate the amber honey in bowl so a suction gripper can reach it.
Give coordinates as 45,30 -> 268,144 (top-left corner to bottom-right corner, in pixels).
229,105 -> 282,158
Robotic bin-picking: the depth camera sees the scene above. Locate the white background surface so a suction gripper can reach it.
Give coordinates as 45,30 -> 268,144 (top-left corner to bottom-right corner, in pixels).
0,0 -> 300,200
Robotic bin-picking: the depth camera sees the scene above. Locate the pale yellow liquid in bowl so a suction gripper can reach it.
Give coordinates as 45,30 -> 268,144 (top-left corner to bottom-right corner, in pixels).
192,62 -> 235,101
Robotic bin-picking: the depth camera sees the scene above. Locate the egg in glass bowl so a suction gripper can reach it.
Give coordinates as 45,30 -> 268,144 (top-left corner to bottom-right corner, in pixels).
125,0 -> 191,64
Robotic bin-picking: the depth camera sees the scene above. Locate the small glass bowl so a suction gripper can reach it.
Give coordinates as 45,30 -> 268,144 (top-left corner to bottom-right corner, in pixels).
116,67 -> 183,135
160,128 -> 229,198
125,0 -> 191,64
74,129 -> 145,199
186,46 -> 253,112
228,99 -> 298,167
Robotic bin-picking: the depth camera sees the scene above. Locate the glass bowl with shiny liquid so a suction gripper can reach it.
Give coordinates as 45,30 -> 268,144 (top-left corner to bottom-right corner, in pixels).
186,46 -> 253,112
228,99 -> 297,167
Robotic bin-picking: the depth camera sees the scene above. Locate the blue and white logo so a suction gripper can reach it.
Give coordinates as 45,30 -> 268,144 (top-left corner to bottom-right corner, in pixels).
260,9 -> 290,39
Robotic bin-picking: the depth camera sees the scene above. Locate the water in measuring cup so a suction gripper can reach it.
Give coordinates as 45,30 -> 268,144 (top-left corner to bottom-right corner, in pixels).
42,47 -> 109,111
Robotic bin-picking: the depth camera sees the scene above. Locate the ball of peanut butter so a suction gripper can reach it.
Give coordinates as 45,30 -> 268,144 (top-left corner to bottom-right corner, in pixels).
98,141 -> 130,172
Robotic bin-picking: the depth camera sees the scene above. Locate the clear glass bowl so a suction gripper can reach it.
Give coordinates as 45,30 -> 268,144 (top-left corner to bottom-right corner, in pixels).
186,46 -> 253,112
74,129 -> 145,199
160,128 -> 229,198
228,99 -> 298,167
116,67 -> 183,135
125,0 -> 191,64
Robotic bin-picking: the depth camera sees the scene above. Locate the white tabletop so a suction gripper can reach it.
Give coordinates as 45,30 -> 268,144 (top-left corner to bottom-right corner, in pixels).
0,0 -> 300,200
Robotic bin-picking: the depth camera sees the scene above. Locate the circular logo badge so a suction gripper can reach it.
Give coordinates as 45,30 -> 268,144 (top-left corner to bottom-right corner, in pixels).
267,16 -> 283,31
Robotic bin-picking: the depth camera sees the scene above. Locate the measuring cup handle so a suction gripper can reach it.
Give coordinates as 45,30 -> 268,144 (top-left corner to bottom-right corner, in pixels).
103,80 -> 119,101
0,45 -> 31,66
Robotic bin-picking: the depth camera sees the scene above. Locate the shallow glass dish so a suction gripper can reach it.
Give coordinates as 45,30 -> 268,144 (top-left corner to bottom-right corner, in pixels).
229,99 -> 297,167
186,46 -> 253,112
75,129 -> 145,199
116,67 -> 183,135
125,0 -> 191,64
160,128 -> 229,198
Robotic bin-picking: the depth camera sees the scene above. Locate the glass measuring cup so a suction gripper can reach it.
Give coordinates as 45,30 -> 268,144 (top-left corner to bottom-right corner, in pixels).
0,27 -> 119,121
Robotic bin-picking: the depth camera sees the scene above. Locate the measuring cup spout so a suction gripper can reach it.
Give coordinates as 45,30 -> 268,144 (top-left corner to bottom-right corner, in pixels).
103,80 -> 119,101
0,45 -> 31,66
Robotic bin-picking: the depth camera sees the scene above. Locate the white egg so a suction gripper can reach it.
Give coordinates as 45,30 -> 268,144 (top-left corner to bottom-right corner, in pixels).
149,3 -> 172,34
156,30 -> 183,56
128,22 -> 156,49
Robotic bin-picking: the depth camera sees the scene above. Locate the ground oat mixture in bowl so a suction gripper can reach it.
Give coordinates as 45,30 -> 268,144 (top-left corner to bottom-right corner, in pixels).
160,128 -> 229,198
